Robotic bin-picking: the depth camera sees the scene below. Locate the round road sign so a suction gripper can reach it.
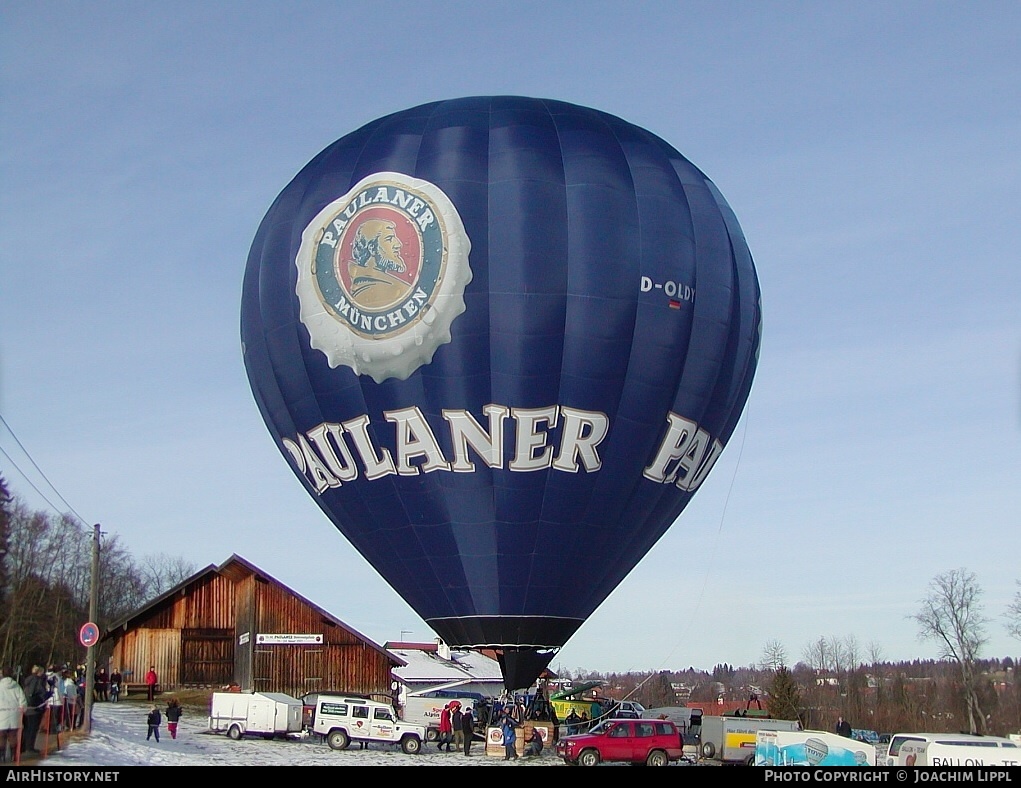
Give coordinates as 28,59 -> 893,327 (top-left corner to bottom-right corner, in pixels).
79,622 -> 100,647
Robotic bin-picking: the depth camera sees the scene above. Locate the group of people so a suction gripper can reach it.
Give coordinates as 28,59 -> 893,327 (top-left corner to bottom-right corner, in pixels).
91,667 -> 126,702
498,713 -> 544,760
145,697 -> 182,743
0,663 -> 87,759
436,702 -> 476,755
563,708 -> 591,735
0,661 -> 160,761
493,694 -> 548,761
433,696 -> 548,760
83,664 -> 157,703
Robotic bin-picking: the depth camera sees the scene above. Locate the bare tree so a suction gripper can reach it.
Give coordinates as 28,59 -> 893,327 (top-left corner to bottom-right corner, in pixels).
760,639 -> 788,671
803,635 -> 858,673
912,568 -> 989,734
138,552 -> 197,598
803,637 -> 829,672
1006,581 -> 1021,641
841,635 -> 861,671
98,534 -> 152,622
0,475 -> 10,605
0,491 -> 197,671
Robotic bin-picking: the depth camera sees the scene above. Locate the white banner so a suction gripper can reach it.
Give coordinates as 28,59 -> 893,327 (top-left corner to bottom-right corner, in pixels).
255,633 -> 323,645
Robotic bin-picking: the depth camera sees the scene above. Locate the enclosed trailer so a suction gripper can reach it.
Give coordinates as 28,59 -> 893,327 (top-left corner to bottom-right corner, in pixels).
699,714 -> 801,764
755,729 -> 876,766
208,691 -> 304,740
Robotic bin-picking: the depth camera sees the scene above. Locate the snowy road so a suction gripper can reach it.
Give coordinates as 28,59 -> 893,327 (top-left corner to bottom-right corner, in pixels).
39,700 -> 566,766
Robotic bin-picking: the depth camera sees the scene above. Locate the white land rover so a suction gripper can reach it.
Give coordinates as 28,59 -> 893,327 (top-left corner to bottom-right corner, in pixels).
312,695 -> 426,754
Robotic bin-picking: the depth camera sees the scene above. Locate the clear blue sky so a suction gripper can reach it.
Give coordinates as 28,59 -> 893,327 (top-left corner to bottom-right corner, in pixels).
2,1 -> 1018,674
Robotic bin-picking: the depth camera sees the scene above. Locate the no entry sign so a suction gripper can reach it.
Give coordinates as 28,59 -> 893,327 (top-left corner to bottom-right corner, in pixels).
79,622 -> 100,647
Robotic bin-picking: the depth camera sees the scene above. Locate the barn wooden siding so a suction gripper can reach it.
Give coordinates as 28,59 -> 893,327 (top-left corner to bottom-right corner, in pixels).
109,572 -> 235,691
105,556 -> 398,700
233,572 -> 394,699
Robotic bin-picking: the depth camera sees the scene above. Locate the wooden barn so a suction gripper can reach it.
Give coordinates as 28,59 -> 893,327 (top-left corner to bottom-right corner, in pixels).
102,554 -> 402,700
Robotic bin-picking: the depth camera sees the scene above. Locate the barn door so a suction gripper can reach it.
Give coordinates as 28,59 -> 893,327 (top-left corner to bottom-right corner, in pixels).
253,647 -> 273,689
181,629 -> 233,685
301,647 -> 323,693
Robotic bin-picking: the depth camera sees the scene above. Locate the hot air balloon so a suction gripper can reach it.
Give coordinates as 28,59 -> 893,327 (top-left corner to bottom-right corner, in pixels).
241,96 -> 761,690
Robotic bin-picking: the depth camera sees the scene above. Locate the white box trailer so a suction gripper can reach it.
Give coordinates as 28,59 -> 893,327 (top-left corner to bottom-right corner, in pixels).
755,729 -> 877,766
208,691 -> 304,740
698,714 -> 801,764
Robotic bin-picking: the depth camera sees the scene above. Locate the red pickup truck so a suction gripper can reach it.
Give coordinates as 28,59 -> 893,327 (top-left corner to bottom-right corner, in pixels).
555,718 -> 685,766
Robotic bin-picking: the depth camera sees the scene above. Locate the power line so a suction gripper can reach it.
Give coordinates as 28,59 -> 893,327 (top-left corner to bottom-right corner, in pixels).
0,411 -> 90,525
0,443 -> 69,514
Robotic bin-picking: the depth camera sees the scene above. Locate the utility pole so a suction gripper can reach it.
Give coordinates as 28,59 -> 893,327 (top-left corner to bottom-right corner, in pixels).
83,523 -> 101,733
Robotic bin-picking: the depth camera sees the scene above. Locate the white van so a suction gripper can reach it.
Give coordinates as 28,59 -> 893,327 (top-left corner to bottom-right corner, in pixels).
401,693 -> 483,741
886,732 -> 1021,767
312,694 -> 427,754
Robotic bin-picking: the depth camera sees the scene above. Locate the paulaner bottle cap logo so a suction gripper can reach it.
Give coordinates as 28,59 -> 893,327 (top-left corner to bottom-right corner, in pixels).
295,172 -> 472,382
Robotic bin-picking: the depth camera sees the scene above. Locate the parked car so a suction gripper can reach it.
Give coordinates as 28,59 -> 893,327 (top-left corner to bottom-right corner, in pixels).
312,694 -> 426,754
555,718 -> 685,766
300,690 -> 355,730
607,700 -> 645,719
300,690 -> 392,730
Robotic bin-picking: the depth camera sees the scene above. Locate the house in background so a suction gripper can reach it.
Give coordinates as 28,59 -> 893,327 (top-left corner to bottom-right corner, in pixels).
386,639 -> 505,709
102,554 -> 402,700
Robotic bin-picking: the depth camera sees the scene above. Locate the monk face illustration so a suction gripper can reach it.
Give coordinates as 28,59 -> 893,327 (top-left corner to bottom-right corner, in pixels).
373,222 -> 405,272
347,219 -> 413,309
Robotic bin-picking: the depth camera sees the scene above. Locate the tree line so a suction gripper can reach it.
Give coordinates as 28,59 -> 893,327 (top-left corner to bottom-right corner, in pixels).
0,478 -> 195,674
563,571 -> 1021,737
570,654 -> 1019,737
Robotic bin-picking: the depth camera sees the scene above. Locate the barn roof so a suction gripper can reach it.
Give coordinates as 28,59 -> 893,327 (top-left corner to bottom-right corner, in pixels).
103,562 -> 220,634
102,553 -> 404,667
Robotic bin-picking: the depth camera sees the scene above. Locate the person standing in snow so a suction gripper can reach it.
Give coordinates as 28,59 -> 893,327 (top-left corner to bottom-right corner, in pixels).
461,706 -> 475,756
437,703 -> 453,751
146,705 -> 161,742
165,698 -> 182,740
0,667 -> 27,763
144,667 -> 158,702
501,714 -> 518,761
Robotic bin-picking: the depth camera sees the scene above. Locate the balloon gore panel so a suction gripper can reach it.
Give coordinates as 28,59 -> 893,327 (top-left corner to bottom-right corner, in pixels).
241,96 -> 761,684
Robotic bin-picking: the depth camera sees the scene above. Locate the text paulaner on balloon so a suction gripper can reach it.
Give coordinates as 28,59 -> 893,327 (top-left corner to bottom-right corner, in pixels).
282,404 -> 722,496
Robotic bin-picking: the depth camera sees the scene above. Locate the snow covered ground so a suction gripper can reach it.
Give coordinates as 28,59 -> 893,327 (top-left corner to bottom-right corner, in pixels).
34,701 -> 565,767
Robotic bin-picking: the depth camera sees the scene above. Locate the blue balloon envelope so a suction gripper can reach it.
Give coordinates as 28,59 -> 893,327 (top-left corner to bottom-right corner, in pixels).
241,96 -> 761,689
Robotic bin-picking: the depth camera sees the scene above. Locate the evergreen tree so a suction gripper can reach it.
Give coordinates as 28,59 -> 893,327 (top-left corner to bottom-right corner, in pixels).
638,671 -> 677,709
766,665 -> 802,723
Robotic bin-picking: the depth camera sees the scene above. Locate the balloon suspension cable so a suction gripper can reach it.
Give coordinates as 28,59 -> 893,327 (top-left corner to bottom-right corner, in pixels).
611,403 -> 754,710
